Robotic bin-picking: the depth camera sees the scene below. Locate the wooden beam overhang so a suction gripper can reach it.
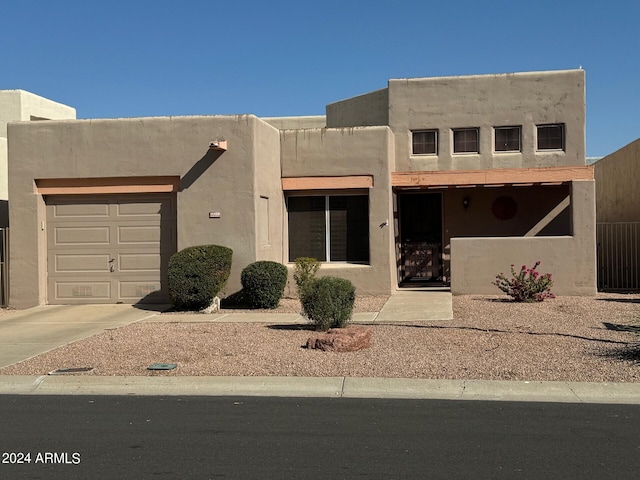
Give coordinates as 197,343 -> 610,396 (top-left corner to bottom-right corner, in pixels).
35,176 -> 180,195
282,175 -> 374,191
392,166 -> 594,188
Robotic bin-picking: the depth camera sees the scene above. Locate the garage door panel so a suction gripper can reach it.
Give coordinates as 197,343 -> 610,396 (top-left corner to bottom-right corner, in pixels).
117,201 -> 165,217
118,253 -> 160,272
119,281 -> 162,300
55,253 -> 111,273
54,281 -> 112,301
51,203 -> 110,218
117,225 -> 161,244
54,226 -> 111,245
47,194 -> 176,304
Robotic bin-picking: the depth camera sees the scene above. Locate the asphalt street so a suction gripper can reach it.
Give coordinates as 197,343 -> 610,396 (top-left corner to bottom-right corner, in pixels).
2,395 -> 640,479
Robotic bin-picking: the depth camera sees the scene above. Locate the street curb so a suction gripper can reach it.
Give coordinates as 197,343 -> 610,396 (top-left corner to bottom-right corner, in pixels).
1,375 -> 640,404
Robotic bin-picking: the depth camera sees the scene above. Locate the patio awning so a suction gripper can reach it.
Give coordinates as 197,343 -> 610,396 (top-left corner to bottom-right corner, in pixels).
392,166 -> 594,188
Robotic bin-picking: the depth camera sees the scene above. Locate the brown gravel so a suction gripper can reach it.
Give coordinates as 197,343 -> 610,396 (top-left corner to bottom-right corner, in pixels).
2,293 -> 640,382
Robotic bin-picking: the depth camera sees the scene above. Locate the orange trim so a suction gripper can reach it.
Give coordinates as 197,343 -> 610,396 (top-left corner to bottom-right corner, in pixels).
282,175 -> 374,190
392,166 -> 594,187
35,176 -> 180,195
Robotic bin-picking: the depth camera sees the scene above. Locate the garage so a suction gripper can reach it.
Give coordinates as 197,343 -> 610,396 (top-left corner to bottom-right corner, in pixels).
46,194 -> 176,304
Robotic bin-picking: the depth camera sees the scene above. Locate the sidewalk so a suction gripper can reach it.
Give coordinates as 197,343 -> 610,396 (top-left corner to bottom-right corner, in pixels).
3,375 -> 640,405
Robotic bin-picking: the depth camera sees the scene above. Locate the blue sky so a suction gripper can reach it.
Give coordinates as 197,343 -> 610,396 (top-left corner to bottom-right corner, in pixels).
2,0 -> 638,157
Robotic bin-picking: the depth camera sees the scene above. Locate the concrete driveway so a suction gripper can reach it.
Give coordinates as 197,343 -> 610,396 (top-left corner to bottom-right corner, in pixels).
0,304 -> 166,368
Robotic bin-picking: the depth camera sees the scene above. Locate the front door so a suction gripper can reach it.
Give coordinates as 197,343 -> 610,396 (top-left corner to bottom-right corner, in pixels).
398,193 -> 443,284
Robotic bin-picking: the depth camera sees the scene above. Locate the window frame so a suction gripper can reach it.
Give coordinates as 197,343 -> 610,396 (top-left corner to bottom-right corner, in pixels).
494,126 -> 521,153
286,192 -> 370,264
452,127 -> 480,154
411,129 -> 438,155
536,123 -> 565,151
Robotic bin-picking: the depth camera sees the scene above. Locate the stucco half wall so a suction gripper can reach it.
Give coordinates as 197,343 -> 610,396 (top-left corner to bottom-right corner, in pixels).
450,180 -> 596,295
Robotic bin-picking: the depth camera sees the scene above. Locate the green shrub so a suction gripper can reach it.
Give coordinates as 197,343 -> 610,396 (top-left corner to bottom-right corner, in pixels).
300,276 -> 356,331
241,261 -> 288,309
168,245 -> 232,311
293,257 -> 320,295
493,260 -> 555,302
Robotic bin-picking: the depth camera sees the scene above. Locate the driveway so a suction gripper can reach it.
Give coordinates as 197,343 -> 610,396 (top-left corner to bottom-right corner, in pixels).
0,304 -> 166,368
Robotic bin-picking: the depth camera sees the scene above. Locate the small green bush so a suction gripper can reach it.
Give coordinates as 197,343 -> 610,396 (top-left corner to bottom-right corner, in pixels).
293,257 -> 320,295
168,245 -> 232,311
241,261 -> 288,309
300,276 -> 356,331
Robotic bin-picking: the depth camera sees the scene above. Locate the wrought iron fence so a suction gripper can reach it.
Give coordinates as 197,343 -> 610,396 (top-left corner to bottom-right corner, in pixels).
597,222 -> 640,291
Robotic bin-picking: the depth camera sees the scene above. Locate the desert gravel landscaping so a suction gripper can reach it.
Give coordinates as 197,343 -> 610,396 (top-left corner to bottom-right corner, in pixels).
2,293 -> 640,382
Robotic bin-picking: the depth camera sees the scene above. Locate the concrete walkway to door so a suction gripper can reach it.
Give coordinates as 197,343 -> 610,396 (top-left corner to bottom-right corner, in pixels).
376,291 -> 453,322
0,304 -> 165,369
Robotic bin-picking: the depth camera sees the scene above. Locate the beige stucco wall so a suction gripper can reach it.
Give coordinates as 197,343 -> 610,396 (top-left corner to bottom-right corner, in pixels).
0,90 -> 76,137
388,70 -> 586,172
0,90 -> 76,213
450,180 -> 596,295
326,88 -> 389,128
594,137 -> 640,222
262,116 -> 326,130
8,114 -> 281,308
253,116 -> 284,263
280,126 -> 395,295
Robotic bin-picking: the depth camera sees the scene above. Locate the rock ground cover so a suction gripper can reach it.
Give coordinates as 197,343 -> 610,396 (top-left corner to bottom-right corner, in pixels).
1,293 -> 639,382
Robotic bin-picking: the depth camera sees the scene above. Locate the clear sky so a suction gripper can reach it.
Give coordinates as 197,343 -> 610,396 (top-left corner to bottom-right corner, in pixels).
2,0 -> 638,157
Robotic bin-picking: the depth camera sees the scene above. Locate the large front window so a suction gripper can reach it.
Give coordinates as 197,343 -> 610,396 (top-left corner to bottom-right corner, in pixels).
287,195 -> 369,263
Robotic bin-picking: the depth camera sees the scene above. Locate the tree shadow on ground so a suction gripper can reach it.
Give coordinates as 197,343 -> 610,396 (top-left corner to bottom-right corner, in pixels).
376,323 -> 630,345
596,297 -> 640,304
267,324 -> 315,331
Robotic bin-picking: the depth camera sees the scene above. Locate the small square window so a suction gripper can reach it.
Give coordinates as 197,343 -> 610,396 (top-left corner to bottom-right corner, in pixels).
494,126 -> 521,152
537,124 -> 565,150
453,128 -> 479,153
412,130 -> 438,155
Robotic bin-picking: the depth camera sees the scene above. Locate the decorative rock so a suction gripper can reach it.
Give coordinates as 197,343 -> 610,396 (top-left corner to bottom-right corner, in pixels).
305,326 -> 373,352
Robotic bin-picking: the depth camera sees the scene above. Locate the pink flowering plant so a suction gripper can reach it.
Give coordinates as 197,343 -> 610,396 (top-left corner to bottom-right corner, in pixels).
493,261 -> 555,302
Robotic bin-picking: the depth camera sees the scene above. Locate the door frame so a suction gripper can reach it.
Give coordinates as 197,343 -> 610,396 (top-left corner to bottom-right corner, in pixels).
396,191 -> 444,286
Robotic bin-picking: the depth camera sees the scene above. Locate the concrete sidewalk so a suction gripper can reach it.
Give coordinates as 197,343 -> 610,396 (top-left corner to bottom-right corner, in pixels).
2,375 -> 640,405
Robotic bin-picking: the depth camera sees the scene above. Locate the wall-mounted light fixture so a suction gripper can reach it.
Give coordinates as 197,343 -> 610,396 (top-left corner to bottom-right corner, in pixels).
462,196 -> 470,209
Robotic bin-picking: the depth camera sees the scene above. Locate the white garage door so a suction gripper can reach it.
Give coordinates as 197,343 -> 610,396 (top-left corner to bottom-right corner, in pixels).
46,194 -> 176,304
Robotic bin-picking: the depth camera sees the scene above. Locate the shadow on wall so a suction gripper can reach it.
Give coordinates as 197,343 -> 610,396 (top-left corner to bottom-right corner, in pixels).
0,201 -> 7,227
180,150 -> 225,191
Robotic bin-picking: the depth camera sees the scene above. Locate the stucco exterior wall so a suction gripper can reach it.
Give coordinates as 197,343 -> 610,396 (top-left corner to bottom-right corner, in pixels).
252,117 -> 284,264
280,126 -> 395,295
262,116 -> 326,130
8,115 -> 281,307
326,88 -> 389,128
0,90 -> 76,137
450,180 -> 596,295
0,90 -> 76,214
594,137 -> 640,222
388,70 -> 586,172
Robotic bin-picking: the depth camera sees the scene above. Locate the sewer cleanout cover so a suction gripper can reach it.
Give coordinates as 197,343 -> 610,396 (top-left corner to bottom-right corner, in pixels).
147,363 -> 177,371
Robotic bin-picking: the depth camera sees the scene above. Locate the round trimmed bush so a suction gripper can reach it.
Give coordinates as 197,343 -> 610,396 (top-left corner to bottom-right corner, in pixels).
168,245 -> 232,311
240,261 -> 288,309
300,276 -> 356,331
